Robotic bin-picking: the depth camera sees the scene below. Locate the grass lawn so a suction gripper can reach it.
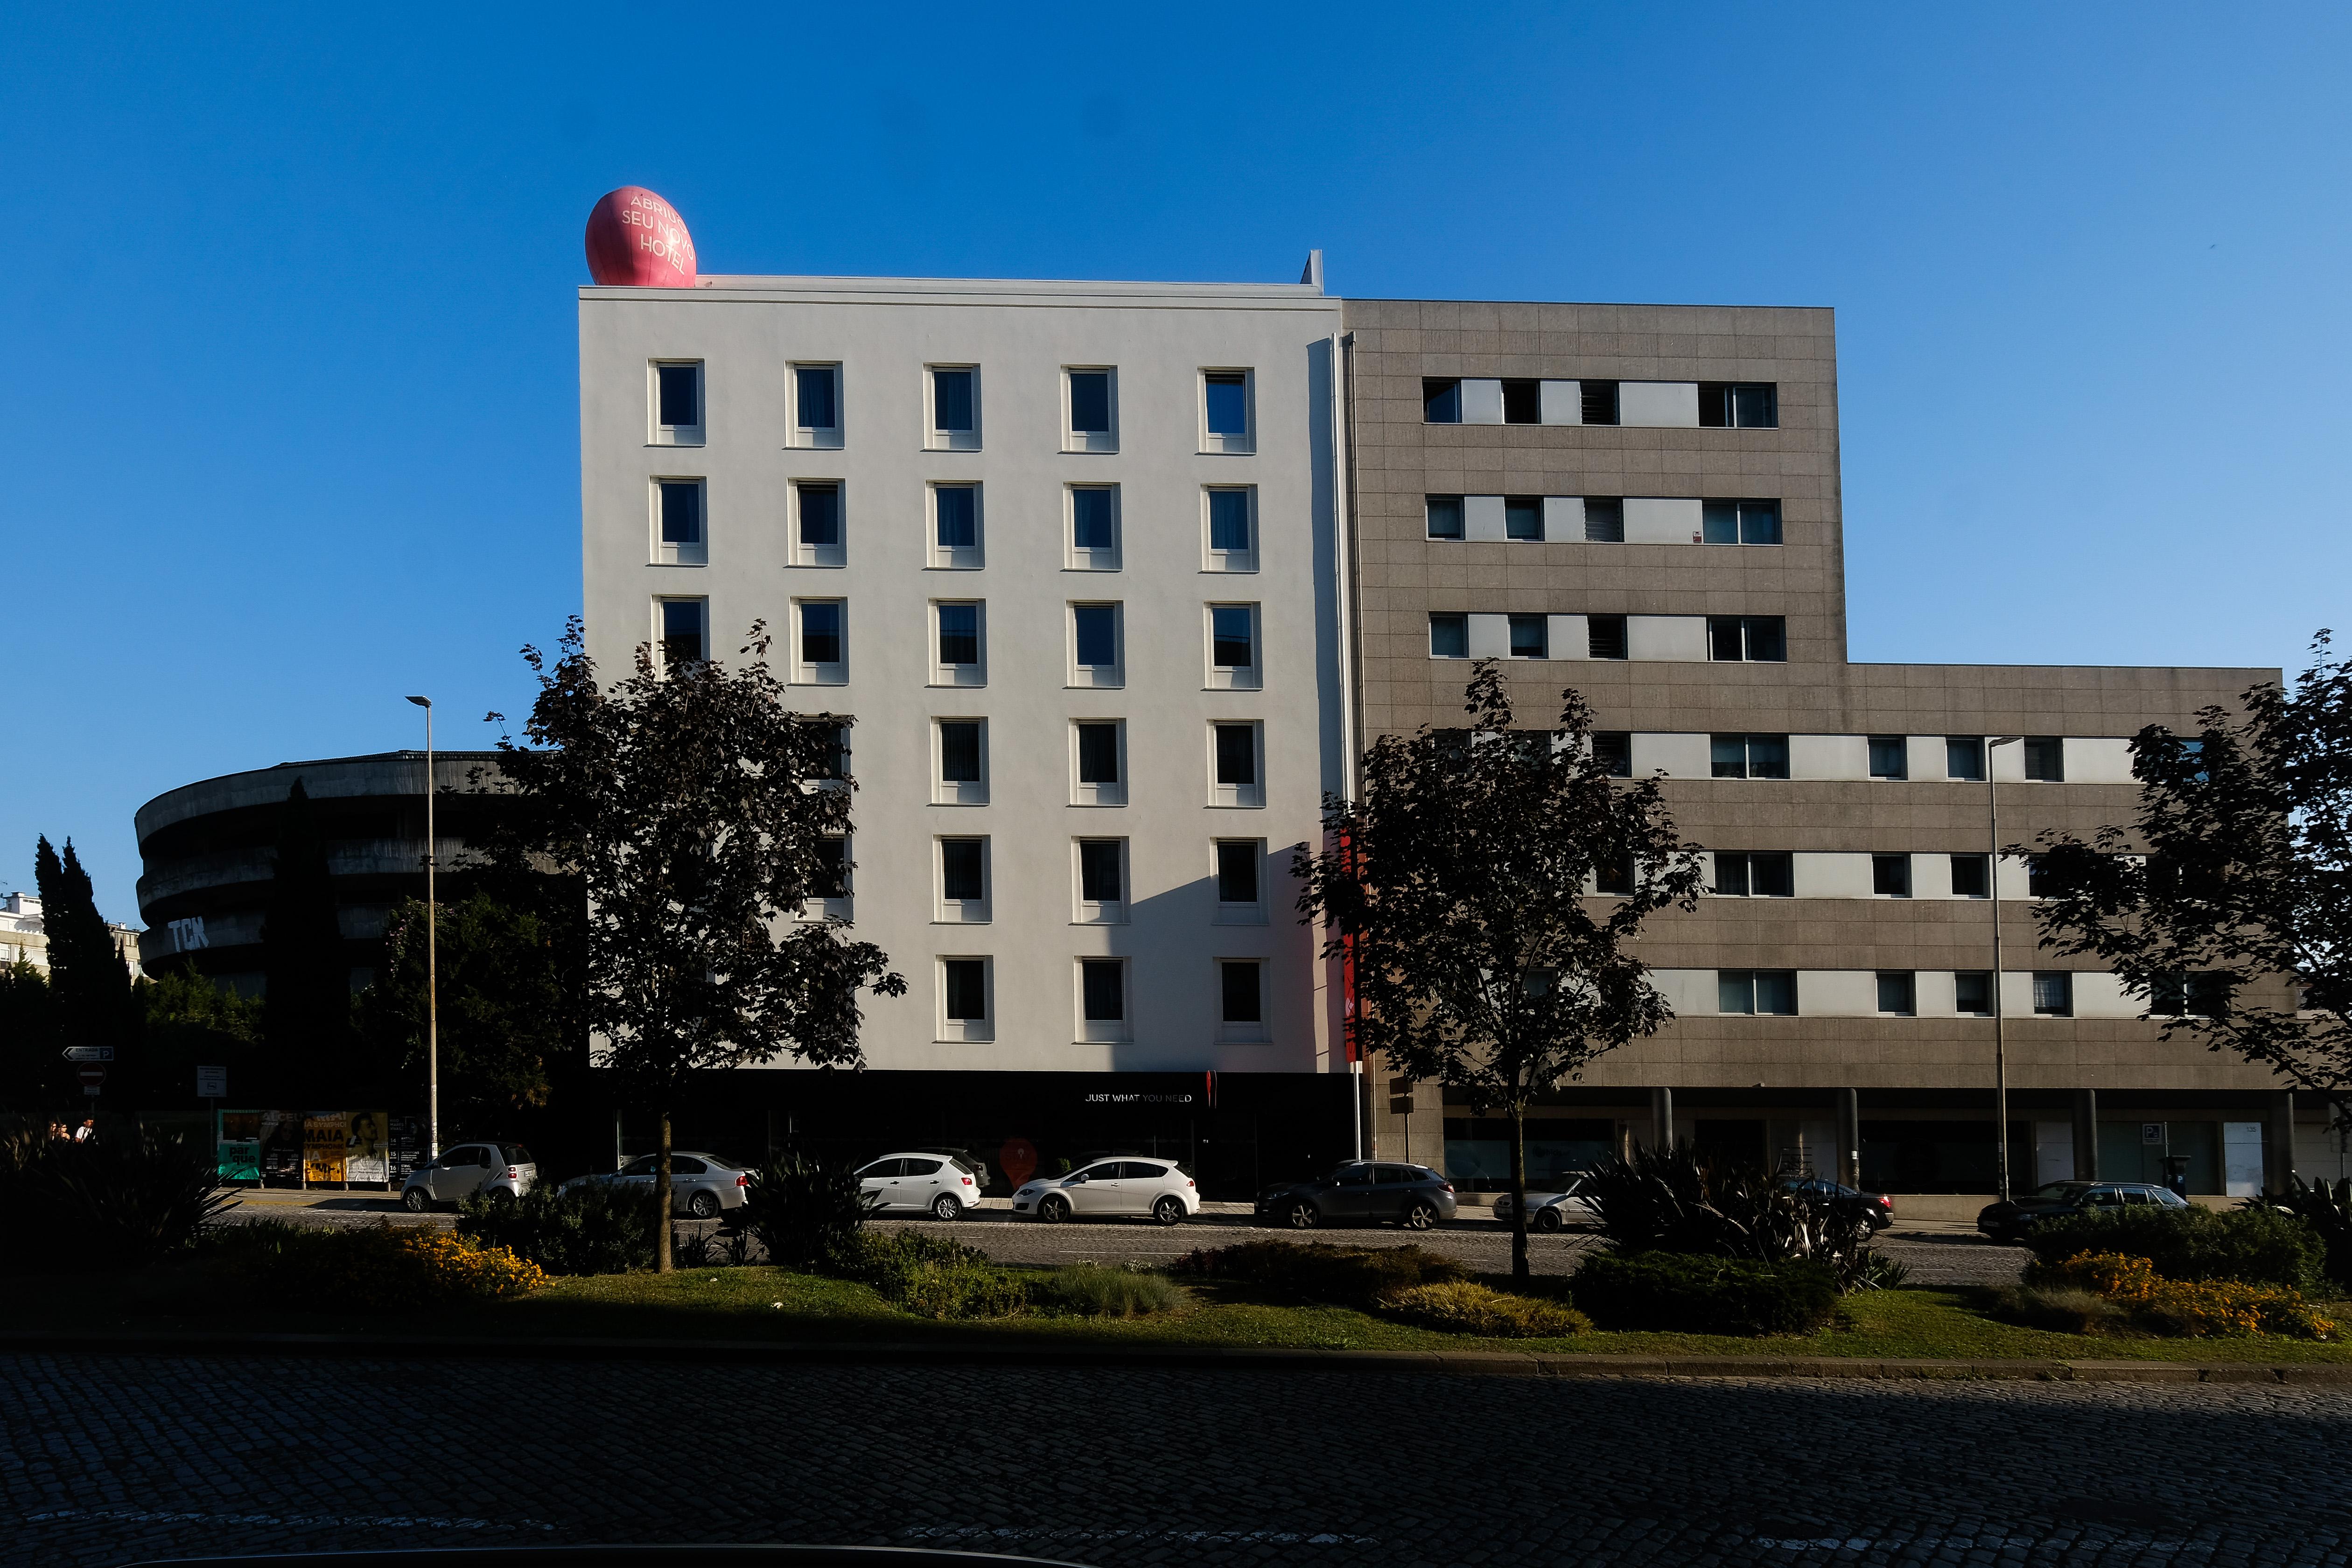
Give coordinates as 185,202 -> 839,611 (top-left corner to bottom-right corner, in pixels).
7,1260 -> 2352,1364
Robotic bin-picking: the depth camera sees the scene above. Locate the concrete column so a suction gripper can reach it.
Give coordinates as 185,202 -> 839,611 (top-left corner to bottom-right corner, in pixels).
2072,1089 -> 2098,1180
1836,1088 -> 1860,1189
1650,1086 -> 1674,1152
2267,1089 -> 2296,1193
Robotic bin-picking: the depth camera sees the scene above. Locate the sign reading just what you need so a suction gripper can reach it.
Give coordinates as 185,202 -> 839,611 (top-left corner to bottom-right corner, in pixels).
583,187 -> 696,287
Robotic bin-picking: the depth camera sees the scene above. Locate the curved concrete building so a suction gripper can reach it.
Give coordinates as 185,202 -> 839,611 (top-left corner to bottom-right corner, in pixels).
134,751 -> 508,994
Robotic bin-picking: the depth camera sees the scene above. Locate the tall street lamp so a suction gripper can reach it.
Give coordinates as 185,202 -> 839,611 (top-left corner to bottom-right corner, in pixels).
406,694 -> 438,1162
1988,735 -> 2022,1204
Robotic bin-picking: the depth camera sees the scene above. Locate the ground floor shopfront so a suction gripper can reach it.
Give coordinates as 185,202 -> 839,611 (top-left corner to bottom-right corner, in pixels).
616,1068 -> 1359,1201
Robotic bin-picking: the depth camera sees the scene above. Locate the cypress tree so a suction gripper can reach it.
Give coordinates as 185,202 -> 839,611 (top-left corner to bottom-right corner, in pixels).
33,836 -> 136,1095
259,779 -> 353,1099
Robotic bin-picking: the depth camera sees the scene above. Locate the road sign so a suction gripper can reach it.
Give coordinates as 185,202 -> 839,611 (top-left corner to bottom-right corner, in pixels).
2142,1122 -> 2167,1146
63,1046 -> 115,1063
196,1065 -> 227,1099
78,1070 -> 105,1097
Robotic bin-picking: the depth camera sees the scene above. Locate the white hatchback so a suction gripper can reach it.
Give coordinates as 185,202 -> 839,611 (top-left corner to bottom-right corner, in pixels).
856,1152 -> 985,1220
1011,1158 -> 1201,1226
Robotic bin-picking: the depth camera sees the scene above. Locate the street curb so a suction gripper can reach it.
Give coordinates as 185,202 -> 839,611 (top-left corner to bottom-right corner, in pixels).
3,1329 -> 2348,1382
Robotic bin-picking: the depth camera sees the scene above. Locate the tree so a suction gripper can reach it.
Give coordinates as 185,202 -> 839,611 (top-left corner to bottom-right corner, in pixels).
1294,663 -> 1705,1281
357,892 -> 566,1128
137,969 -> 262,1106
485,617 -> 904,1272
2031,632 -> 2352,1109
0,960 -> 60,1111
258,778 -> 355,1101
34,836 -> 135,1097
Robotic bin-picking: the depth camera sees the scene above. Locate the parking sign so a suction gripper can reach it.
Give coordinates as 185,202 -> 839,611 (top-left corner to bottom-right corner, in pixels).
196,1065 -> 227,1099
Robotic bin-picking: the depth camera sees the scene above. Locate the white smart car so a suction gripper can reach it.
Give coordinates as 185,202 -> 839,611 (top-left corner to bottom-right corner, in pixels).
855,1151 -> 986,1220
1011,1157 -> 1201,1226
1492,1173 -> 1603,1232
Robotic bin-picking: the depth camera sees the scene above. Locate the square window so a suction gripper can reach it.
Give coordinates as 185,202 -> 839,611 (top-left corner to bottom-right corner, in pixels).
1587,614 -> 1629,661
1868,735 -> 1908,780
1747,735 -> 1789,778
1753,970 -> 1797,1015
1702,501 -> 1740,546
1750,852 -> 1793,896
1507,615 -> 1547,659
1582,498 -> 1624,542
1505,496 -> 1543,541
1711,853 -> 1750,896
1580,381 -> 1619,426
1876,972 -> 1916,1016
1220,960 -> 1264,1025
1698,382 -> 1778,428
1074,720 -> 1126,805
1426,495 -> 1465,540
1711,735 -> 1749,779
2028,855 -> 2061,898
2033,971 -> 2074,1017
795,599 -> 845,680
936,719 -> 987,805
657,597 -> 707,668
1739,501 -> 1782,545
790,364 -> 841,448
1717,970 -> 1755,1014
928,366 -> 979,449
1429,613 -> 1468,659
803,720 -> 849,783
1950,854 -> 1990,898
1591,732 -> 1632,778
1071,602 -> 1122,687
1946,736 -> 1987,781
1205,487 -> 1256,570
1873,854 -> 1911,896
939,957 -> 991,1040
1707,616 -> 1744,662
1593,854 -> 1634,895
655,479 -> 705,565
2023,736 -> 2065,782
1708,616 -> 1786,662
1423,379 -> 1462,423
1068,485 -> 1120,569
1208,604 -> 1259,687
653,362 -> 701,443
931,483 -> 982,569
1066,368 -> 1117,452
1211,721 -> 1262,807
1954,971 -> 1993,1015
1500,379 -> 1540,424
1203,370 -> 1253,452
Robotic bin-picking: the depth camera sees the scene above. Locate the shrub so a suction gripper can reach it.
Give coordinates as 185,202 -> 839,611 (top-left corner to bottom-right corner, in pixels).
1578,1146 -> 1886,1291
1992,1284 -> 2129,1335
2134,1279 -> 2335,1340
2026,1249 -> 2162,1301
457,1181 -> 658,1275
843,1230 -> 1025,1319
742,1152 -> 876,1273
225,1222 -> 542,1311
1571,1251 -> 1840,1336
1028,1263 -> 1188,1318
1172,1239 -> 1469,1308
2020,1204 -> 2323,1291
2259,1178 -> 2352,1291
3,1128 -> 237,1269
1379,1280 -> 1589,1338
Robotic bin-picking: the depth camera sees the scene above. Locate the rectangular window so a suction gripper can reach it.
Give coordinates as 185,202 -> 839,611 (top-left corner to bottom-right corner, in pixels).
1587,615 -> 1629,661
793,481 -> 843,567
1582,498 -> 1624,543
941,958 -> 990,1033
1713,852 -> 1793,897
1708,616 -> 1786,662
1719,969 -> 1797,1015
2153,972 -> 2232,1018
1581,381 -> 1620,425
658,597 -> 707,667
1068,485 -> 1120,569
939,838 -> 986,903
936,719 -> 986,804
1080,958 -> 1126,1024
1425,495 -> 1465,540
1209,604 -> 1259,686
1868,735 -> 1909,780
2027,855 -> 2060,898
1876,971 -> 1917,1016
1071,602 -> 1121,686
789,363 -> 841,448
1078,840 -> 1123,904
936,602 -> 980,668
1216,839 -> 1262,907
656,479 -> 704,564
1873,854 -> 1912,897
796,600 -> 843,676
1500,379 -> 1541,425
1711,734 -> 1789,779
1068,368 -> 1113,435
1950,854 -> 1990,898
1954,971 -> 1993,1015
1075,721 -> 1124,800
1205,487 -> 1255,570
931,483 -> 981,568
1592,732 -> 1632,778
2023,736 -> 2065,782
654,362 -> 701,441
1593,854 -> 1634,895
1698,383 -> 1778,428
1507,615 -> 1548,659
1505,496 -> 1543,541
2033,971 -> 2074,1017
1423,378 -> 1462,423
803,721 -> 848,783
1701,499 -> 1782,545
928,366 -> 978,449
1946,736 -> 1987,781
1203,370 -> 1253,451
1220,960 -> 1264,1024
810,836 -> 849,900
1429,613 -> 1468,659
1212,721 -> 1261,807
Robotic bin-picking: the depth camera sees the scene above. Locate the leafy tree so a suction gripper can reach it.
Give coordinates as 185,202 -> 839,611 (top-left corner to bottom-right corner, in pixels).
34,837 -> 136,1094
258,779 -> 355,1100
136,969 -> 262,1105
0,960 -> 61,1111
2031,633 -> 2352,1109
1293,662 -> 1705,1281
357,892 -> 565,1127
485,617 -> 904,1272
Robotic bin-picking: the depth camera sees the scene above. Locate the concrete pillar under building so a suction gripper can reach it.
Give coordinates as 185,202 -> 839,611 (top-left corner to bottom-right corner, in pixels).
2267,1089 -> 2296,1193
1836,1088 -> 1860,1189
1650,1087 -> 1674,1152
2073,1089 -> 2099,1180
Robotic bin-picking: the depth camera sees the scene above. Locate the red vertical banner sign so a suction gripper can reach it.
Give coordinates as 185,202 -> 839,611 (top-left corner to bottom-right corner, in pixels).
1338,828 -> 1360,1064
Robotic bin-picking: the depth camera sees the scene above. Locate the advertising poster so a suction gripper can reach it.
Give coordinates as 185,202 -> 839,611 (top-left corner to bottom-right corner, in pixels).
215,1110 -> 262,1182
303,1113 -> 347,1184
343,1111 -> 390,1185
259,1111 -> 306,1182
388,1115 -> 427,1184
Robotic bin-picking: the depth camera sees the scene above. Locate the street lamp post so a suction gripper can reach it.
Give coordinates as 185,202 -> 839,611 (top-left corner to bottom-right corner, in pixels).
1988,735 -> 2023,1204
405,695 -> 438,1162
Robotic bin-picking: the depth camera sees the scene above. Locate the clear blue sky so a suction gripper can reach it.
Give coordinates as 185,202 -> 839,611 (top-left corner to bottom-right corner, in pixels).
6,4 -> 2348,924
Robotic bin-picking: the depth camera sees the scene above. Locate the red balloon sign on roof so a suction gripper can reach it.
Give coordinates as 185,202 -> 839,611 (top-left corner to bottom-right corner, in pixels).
584,187 -> 697,287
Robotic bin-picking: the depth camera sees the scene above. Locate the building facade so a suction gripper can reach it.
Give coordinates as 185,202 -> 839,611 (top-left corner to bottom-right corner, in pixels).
1,892 -> 143,977
578,266 -> 2342,1195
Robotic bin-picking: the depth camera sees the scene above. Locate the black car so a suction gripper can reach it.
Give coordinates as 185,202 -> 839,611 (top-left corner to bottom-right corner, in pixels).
1780,1175 -> 1895,1232
1256,1160 -> 1457,1230
1976,1179 -> 2189,1242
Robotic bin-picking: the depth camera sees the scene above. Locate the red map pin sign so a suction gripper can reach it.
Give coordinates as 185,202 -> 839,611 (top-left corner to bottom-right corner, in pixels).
584,186 -> 697,287
999,1138 -> 1037,1190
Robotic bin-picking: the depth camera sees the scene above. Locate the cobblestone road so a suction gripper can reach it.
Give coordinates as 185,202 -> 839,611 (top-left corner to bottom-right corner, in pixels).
7,1351 -> 2348,1568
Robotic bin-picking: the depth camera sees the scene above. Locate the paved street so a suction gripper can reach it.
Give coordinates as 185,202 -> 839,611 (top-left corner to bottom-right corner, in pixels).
7,1351 -> 2350,1567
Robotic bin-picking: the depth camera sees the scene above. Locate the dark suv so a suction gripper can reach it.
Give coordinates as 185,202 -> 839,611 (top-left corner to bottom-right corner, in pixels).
1977,1180 -> 2189,1243
1256,1161 -> 1457,1230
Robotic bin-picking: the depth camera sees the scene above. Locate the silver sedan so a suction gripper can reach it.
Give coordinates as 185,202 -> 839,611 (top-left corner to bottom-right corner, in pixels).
562,1151 -> 749,1219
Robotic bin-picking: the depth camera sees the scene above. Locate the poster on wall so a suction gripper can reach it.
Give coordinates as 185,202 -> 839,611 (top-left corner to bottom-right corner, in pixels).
215,1110 -> 262,1182
343,1111 -> 390,1185
259,1110 -> 306,1182
303,1113 -> 347,1184
387,1115 -> 427,1184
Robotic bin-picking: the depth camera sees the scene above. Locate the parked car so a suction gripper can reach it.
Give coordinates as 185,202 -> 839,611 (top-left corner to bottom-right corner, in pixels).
560,1151 -> 751,1219
1976,1180 -> 2188,1242
1011,1157 -> 1200,1225
1491,1174 -> 1602,1232
1780,1175 -> 1896,1232
400,1142 -> 536,1212
856,1151 -> 986,1219
1256,1161 -> 1457,1230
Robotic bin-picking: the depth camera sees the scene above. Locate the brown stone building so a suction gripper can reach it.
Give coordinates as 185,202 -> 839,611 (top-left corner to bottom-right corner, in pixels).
1337,298 -> 2331,1197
